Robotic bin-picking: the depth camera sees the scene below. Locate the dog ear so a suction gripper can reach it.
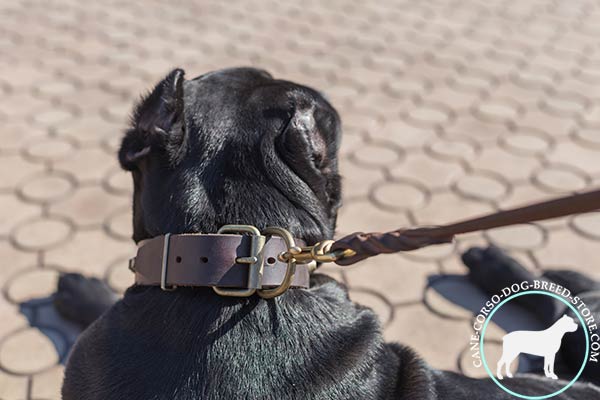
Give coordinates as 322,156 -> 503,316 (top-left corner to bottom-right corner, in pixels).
119,68 -> 186,170
277,106 -> 342,212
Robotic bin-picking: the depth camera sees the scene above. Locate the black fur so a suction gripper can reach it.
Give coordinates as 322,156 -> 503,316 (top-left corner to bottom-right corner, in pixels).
60,68 -> 600,399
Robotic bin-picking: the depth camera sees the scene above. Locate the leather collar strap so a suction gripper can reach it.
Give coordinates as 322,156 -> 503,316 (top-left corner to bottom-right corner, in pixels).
131,233 -> 310,290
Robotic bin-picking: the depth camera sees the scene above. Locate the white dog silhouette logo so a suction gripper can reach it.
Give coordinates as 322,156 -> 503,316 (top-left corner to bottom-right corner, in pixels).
497,315 -> 578,380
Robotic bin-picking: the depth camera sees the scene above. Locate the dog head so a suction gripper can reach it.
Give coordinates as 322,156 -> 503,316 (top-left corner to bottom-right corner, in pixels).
558,315 -> 578,333
119,67 -> 342,245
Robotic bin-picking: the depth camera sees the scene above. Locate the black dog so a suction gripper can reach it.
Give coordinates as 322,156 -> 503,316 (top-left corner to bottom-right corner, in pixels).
55,68 -> 600,399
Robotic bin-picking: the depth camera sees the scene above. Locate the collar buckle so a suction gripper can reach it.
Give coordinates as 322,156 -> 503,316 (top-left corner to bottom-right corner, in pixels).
212,225 -> 266,297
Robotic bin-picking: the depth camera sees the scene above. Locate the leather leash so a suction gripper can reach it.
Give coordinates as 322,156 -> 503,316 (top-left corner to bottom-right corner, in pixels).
329,188 -> 600,266
130,188 -> 599,298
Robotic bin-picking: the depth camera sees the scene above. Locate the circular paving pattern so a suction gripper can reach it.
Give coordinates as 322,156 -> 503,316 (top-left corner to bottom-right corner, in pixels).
103,166 -> 133,196
370,179 -> 428,211
24,137 -> 76,162
485,223 -> 547,251
453,171 -> 510,202
105,257 -> 134,293
11,216 -> 73,251
351,142 -> 403,168
573,126 -> 600,148
18,171 -> 76,204
540,91 -> 590,117
105,206 -> 132,241
501,129 -> 553,156
0,328 -> 62,375
532,164 -> 590,194
570,212 -> 600,241
403,101 -> 454,128
30,107 -> 77,127
427,137 -> 478,162
35,80 -> 78,98
5,268 -> 60,304
473,98 -> 524,123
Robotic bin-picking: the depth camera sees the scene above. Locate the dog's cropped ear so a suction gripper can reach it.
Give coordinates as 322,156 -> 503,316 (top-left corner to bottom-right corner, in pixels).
277,106 -> 342,211
119,68 -> 186,170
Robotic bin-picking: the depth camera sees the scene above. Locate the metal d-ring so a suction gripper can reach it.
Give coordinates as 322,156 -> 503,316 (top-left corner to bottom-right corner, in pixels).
258,227 -> 297,299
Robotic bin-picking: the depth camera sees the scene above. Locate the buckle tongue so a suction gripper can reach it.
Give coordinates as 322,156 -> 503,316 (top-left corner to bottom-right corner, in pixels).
212,225 -> 265,297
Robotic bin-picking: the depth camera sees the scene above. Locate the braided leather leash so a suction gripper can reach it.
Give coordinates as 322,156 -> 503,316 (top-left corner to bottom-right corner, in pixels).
131,188 -> 599,298
319,188 -> 600,266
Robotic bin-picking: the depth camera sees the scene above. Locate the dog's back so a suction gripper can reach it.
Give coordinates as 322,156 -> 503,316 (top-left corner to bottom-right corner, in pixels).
63,277 -> 405,400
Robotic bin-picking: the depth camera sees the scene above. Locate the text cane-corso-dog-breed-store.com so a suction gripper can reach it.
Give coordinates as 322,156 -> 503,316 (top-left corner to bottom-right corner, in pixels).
53,67 -> 600,399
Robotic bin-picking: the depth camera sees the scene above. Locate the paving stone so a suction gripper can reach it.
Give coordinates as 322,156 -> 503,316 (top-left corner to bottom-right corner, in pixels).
23,136 -> 76,163
345,253 -> 438,305
473,98 -> 524,124
532,163 -> 590,194
474,146 -> 542,181
53,147 -> 118,182
500,129 -> 553,156
45,229 -> 136,277
5,268 -> 60,304
0,155 -> 44,190
30,107 -> 77,128
336,200 -> 411,237
0,122 -> 47,152
0,297 -> 29,339
534,230 -> 600,278
402,101 -> 455,129
0,194 -> 40,236
426,137 -> 478,163
485,224 -> 547,251
0,92 -> 49,119
18,171 -> 76,204
453,171 -> 510,202
337,157 -> 385,200
11,216 -> 73,252
0,369 -> 28,399
55,114 -> 124,145
569,212 -> 600,241
106,257 -> 134,294
350,141 -> 403,169
413,191 -> 495,227
388,151 -> 464,189
50,186 -> 128,228
384,303 -> 468,371
0,240 -> 38,283
546,141 -> 600,176
31,364 -> 64,400
370,179 -> 428,211
105,206 -> 133,241
0,327 -> 60,374
375,119 -> 438,148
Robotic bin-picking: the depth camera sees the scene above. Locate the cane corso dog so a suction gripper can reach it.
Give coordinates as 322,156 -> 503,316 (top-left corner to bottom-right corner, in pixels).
55,67 -> 600,399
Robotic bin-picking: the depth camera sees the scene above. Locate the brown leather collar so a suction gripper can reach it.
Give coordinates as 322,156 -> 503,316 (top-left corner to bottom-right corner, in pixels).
130,231 -> 311,295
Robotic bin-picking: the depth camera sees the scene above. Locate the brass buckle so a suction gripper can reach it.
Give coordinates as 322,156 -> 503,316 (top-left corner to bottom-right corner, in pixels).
257,227 -> 297,299
212,225 -> 266,297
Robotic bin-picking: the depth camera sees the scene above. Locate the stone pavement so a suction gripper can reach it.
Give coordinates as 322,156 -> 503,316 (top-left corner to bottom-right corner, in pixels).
1,0 -> 600,398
